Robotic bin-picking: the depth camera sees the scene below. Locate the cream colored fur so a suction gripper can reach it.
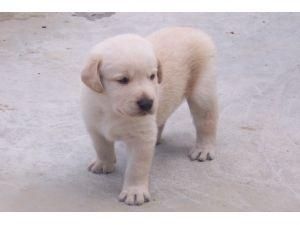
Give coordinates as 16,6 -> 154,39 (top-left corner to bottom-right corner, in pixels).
80,27 -> 218,205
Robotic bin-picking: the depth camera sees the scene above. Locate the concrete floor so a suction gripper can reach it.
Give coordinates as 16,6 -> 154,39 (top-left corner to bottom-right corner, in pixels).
0,12 -> 300,211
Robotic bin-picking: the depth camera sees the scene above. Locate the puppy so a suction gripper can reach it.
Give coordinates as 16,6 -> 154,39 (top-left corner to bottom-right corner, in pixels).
80,27 -> 218,205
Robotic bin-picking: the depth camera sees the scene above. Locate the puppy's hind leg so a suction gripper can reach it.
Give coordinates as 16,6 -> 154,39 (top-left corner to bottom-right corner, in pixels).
87,128 -> 116,174
187,64 -> 218,161
156,124 -> 165,145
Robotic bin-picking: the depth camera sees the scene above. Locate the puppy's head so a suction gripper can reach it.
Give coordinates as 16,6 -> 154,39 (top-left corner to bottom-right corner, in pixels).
81,34 -> 162,117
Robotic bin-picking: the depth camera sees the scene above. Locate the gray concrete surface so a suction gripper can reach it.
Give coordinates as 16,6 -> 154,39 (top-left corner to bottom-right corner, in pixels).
0,13 -> 300,211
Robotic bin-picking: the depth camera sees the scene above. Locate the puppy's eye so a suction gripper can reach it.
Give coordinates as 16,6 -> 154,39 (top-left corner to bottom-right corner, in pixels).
118,77 -> 129,84
150,74 -> 155,80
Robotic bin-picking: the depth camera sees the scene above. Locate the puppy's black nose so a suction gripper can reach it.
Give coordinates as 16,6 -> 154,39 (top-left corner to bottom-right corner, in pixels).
137,98 -> 153,111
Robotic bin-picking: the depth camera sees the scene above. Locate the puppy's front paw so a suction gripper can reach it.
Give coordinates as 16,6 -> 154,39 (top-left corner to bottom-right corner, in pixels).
118,187 -> 151,206
88,160 -> 115,174
189,145 -> 215,161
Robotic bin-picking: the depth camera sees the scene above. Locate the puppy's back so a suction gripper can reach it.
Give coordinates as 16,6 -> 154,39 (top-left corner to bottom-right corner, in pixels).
147,27 -> 215,74
147,27 -> 216,126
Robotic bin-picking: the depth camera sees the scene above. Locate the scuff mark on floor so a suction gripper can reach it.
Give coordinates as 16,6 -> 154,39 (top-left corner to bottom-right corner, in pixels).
72,12 -> 115,21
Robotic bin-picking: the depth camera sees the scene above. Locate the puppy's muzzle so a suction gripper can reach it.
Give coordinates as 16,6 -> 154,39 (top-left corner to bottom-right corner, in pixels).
137,98 -> 153,112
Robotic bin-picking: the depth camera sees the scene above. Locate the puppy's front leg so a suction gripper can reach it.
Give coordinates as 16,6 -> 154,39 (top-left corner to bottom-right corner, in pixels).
119,138 -> 155,205
87,128 -> 116,174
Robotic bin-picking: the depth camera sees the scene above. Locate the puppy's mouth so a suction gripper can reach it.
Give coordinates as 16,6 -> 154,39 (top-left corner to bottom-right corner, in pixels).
136,110 -> 154,116
129,108 -> 155,117
116,108 -> 154,117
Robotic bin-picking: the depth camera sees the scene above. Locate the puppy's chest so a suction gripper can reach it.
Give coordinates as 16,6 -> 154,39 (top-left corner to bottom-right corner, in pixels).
100,119 -> 122,142
99,117 -> 135,141
99,115 -> 156,142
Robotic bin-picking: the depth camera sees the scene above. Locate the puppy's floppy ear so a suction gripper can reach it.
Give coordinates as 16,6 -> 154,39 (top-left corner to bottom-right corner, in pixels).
157,59 -> 162,84
81,56 -> 104,93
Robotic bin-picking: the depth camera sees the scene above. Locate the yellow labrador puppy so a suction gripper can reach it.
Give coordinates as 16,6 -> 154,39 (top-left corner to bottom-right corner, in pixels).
80,27 -> 218,205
